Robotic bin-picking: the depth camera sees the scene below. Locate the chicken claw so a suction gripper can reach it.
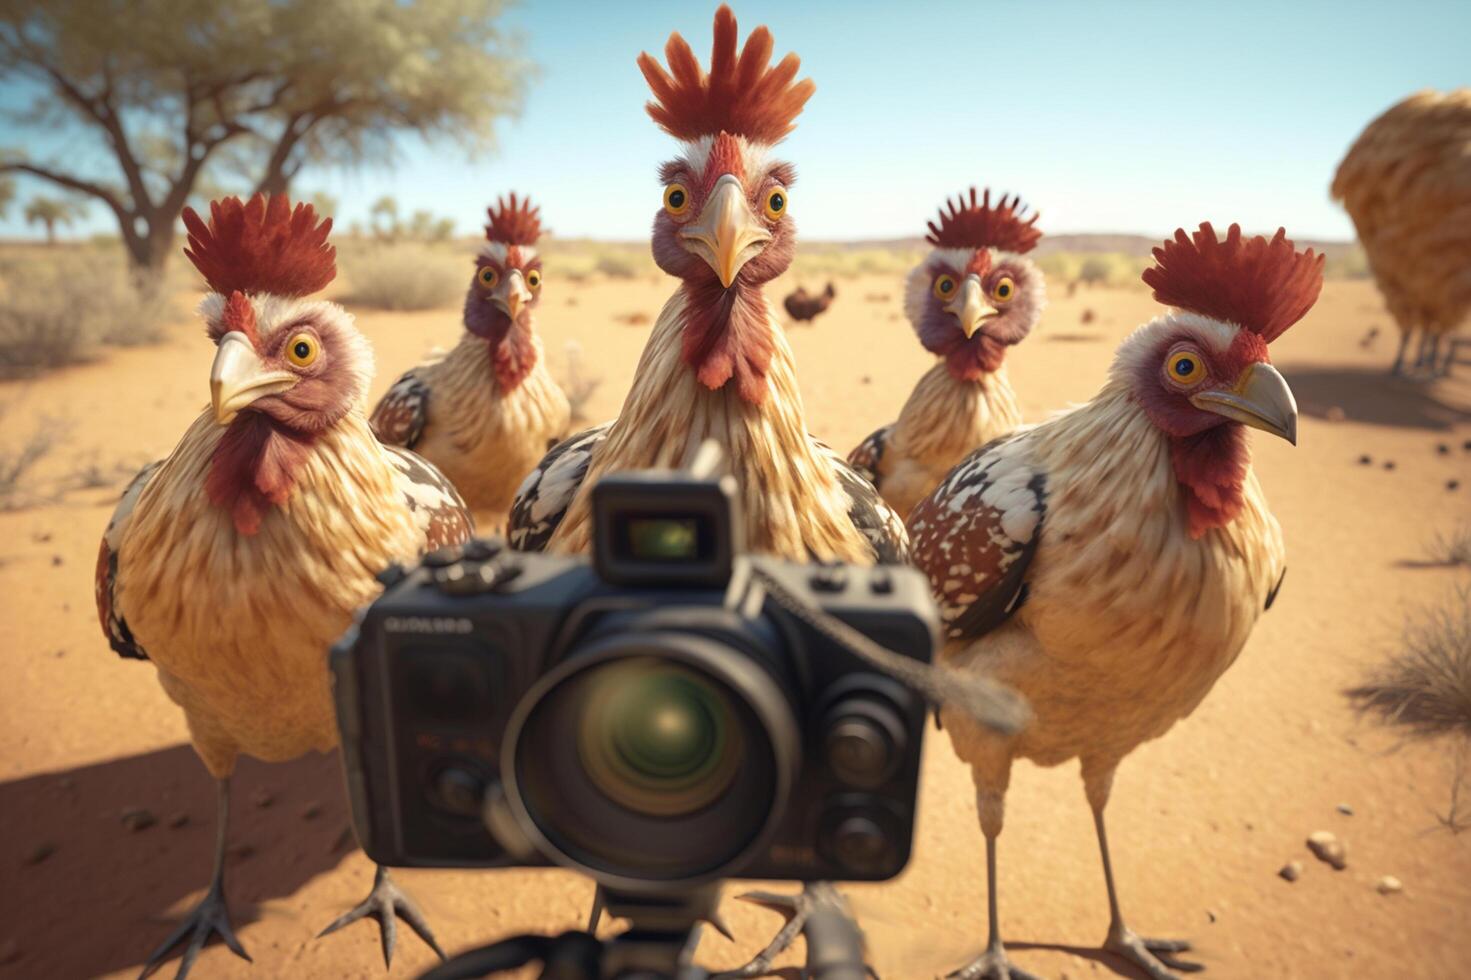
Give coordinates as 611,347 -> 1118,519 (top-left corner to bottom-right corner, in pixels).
137,883 -> 250,980
1103,925 -> 1202,979
317,865 -> 445,967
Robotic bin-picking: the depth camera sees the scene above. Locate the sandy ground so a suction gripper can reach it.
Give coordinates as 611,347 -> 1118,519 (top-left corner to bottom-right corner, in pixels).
1,268 -> 1468,980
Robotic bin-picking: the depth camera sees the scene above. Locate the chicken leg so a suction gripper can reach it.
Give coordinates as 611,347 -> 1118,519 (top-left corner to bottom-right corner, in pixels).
944,834 -> 1040,980
1389,329 -> 1412,375
138,779 -> 251,980
1092,808 -> 1202,980
317,864 -> 446,967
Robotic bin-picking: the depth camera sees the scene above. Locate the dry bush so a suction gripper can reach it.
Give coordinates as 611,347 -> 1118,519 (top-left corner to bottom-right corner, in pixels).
559,340 -> 602,426
1347,586 -> 1471,830
593,254 -> 641,280
342,242 -> 466,311
0,250 -> 173,377
1426,525 -> 1471,567
0,405 -> 68,510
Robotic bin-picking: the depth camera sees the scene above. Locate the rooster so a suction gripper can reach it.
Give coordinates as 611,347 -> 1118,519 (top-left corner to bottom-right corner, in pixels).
372,193 -> 570,533
907,223 -> 1318,980
849,189 -> 1043,519
783,281 -> 835,323
1332,88 -> 1471,376
96,195 -> 472,978
509,5 -> 905,567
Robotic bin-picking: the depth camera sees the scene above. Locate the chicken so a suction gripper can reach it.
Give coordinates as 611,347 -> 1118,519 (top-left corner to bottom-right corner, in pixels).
783,281 -> 835,323
372,193 -> 570,533
509,5 -> 906,568
907,223 -> 1318,980
1331,88 -> 1471,375
849,189 -> 1043,519
96,194 -> 473,978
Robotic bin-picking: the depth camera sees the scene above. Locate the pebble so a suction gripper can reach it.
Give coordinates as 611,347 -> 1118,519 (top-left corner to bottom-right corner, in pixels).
1279,860 -> 1303,882
168,812 -> 190,829
228,842 -> 255,862
1377,875 -> 1403,895
1464,440 -> 1471,451
860,376 -> 872,385
252,788 -> 275,809
24,842 -> 56,865
1357,455 -> 1372,465
1382,460 -> 1396,471
50,555 -> 63,566
1307,830 -> 1347,870
1449,480 -> 1461,492
1336,803 -> 1354,816
301,801 -> 323,821
1437,443 -> 1451,455
120,807 -> 156,832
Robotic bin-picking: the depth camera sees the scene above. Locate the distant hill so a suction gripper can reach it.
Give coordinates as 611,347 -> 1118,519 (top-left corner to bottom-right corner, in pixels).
807,233 -> 1359,259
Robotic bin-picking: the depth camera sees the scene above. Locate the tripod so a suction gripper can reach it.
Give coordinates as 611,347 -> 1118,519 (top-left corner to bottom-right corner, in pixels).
416,882 -> 869,980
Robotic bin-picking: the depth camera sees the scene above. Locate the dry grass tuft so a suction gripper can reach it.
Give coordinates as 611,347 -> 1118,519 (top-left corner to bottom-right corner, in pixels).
0,405 -> 69,510
1425,525 -> 1471,568
341,242 -> 467,311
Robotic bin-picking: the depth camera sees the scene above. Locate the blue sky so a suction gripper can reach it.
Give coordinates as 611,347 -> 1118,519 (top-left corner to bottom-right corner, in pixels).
2,0 -> 1467,242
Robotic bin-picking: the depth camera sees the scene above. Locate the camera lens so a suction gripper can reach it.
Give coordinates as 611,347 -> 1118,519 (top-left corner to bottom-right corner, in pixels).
504,632 -> 798,887
578,660 -> 741,817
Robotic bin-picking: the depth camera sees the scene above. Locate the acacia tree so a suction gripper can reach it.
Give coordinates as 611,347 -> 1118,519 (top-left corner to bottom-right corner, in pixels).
0,0 -> 526,280
23,194 -> 84,243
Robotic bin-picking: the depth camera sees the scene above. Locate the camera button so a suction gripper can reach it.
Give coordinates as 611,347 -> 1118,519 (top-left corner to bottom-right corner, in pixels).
810,566 -> 848,592
868,569 -> 894,594
423,545 -> 462,568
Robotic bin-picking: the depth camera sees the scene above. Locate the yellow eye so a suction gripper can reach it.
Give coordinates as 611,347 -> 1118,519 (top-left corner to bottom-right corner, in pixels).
763,186 -> 787,221
664,183 -> 690,215
286,333 -> 318,368
992,276 -> 1016,302
1167,350 -> 1204,385
477,265 -> 500,289
526,269 -> 542,290
933,274 -> 957,300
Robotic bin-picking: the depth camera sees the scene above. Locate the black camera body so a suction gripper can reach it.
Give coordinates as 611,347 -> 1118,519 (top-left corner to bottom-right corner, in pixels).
331,466 -> 937,892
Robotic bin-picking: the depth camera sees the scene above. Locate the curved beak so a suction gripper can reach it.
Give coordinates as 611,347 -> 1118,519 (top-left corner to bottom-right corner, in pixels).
493,271 -> 533,320
945,275 -> 999,339
1190,362 -> 1299,445
680,174 -> 772,288
210,332 -> 297,425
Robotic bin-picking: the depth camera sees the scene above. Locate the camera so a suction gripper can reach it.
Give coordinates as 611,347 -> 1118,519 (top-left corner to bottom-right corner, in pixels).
330,461 -> 938,893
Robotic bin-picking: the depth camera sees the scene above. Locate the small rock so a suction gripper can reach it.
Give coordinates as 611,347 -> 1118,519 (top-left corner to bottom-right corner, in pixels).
1307,830 -> 1347,870
0,939 -> 19,965
1376,875 -> 1403,895
32,531 -> 52,543
1382,460 -> 1396,471
1325,406 -> 1346,422
50,554 -> 63,566
24,842 -> 56,865
228,842 -> 255,862
120,807 -> 156,832
1206,909 -> 1218,923
1449,480 -> 1461,492
1436,443 -> 1450,455
1336,803 -> 1354,816
859,376 -> 872,385
1463,439 -> 1471,451
167,812 -> 190,829
251,788 -> 275,809
1279,860 -> 1303,882
53,649 -> 65,658
1357,454 -> 1372,465
1081,308 -> 1096,324
301,801 -> 323,821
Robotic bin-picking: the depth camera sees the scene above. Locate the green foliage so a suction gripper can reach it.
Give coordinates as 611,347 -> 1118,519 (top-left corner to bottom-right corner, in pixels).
1076,255 -> 1113,286
21,194 -> 85,242
342,242 -> 465,311
0,0 -> 527,270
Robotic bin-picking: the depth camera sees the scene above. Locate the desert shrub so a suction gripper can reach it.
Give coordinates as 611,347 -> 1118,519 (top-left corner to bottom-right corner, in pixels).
0,251 -> 173,376
593,253 -> 641,279
1034,252 -> 1079,283
0,404 -> 67,509
344,243 -> 466,311
1347,586 -> 1471,830
1427,525 -> 1471,567
1076,255 -> 1114,286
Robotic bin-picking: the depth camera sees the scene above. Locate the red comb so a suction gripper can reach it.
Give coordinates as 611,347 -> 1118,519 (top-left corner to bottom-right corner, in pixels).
925,188 -> 1042,254
637,4 -> 814,145
182,194 -> 335,297
1142,223 -> 1323,342
485,193 -> 543,246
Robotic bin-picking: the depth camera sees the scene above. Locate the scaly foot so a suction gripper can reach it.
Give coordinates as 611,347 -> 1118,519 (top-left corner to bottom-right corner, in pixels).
318,865 -> 445,967
138,884 -> 250,980
1103,924 -> 1201,979
943,940 -> 1041,980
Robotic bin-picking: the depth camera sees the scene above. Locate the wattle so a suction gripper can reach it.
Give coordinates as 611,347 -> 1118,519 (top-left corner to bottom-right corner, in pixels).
1171,423 -> 1249,538
206,413 -> 315,535
679,279 -> 774,404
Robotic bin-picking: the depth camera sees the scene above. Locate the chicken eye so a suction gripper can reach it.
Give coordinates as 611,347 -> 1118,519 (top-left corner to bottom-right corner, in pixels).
1167,350 -> 1204,386
477,266 -> 500,289
286,333 -> 319,368
993,276 -> 1016,302
763,186 -> 787,221
933,274 -> 957,300
526,269 -> 542,290
664,183 -> 690,216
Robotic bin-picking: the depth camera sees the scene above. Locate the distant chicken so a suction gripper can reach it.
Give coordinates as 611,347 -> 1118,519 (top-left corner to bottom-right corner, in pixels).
96,195 -> 472,978
850,189 -> 1043,518
372,193 -> 570,532
908,223 -> 1317,979
510,5 -> 905,566
1332,88 -> 1471,375
783,281 -> 835,322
